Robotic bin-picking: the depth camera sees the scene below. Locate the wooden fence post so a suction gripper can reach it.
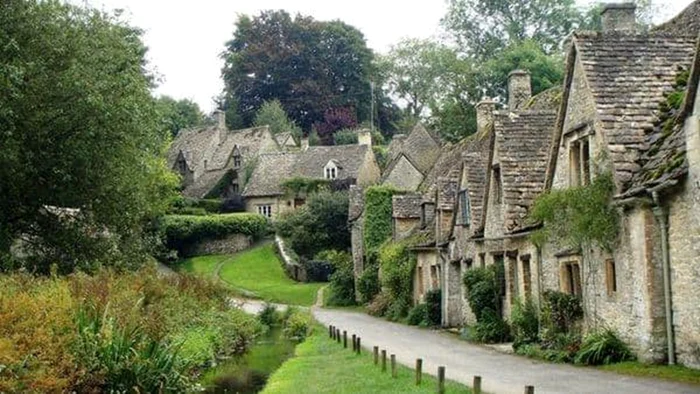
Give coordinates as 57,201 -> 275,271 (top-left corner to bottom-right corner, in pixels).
352,334 -> 356,351
437,366 -> 445,394
356,337 -> 361,354
373,346 -> 379,365
381,350 -> 387,372
329,325 -> 333,338
391,354 -> 397,378
336,328 -> 341,343
343,331 -> 347,348
473,376 -> 482,394
525,385 -> 535,394
415,358 -> 422,385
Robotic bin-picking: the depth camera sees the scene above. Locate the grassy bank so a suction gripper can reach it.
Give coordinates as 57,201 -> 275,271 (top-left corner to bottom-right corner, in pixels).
177,254 -> 227,277
600,362 -> 700,385
218,244 -> 323,306
262,325 -> 471,394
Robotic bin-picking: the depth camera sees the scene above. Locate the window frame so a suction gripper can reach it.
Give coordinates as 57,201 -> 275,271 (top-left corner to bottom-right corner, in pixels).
257,204 -> 272,218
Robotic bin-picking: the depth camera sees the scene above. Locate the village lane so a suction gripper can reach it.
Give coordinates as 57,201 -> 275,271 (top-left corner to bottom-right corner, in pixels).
312,308 -> 699,394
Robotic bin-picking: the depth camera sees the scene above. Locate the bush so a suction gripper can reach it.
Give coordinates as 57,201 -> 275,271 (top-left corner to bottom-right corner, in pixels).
575,329 -> 634,365
357,263 -> 380,304
463,266 -> 510,343
425,289 -> 442,327
283,308 -> 313,341
366,292 -> 391,317
334,128 -> 359,145
258,303 -> 279,327
158,213 -> 268,256
472,309 -> 511,343
407,304 -> 428,326
540,290 -> 583,344
323,250 -> 356,306
378,239 -> 416,319
300,260 -> 335,282
511,299 -> 540,349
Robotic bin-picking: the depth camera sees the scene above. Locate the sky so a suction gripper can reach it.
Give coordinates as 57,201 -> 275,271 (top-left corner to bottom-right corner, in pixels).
80,0 -> 693,113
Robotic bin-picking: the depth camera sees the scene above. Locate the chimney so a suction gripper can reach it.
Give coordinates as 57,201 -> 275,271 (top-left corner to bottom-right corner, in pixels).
475,97 -> 496,135
508,70 -> 532,111
601,3 -> 637,33
357,129 -> 372,147
301,136 -> 309,151
215,110 -> 226,129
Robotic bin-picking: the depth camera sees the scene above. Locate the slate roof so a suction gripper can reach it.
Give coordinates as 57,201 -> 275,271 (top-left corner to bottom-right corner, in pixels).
384,124 -> 441,178
568,32 -> 697,189
242,144 -> 371,197
386,134 -> 406,161
653,0 -> 700,37
494,110 -> 557,233
393,194 -> 422,219
457,131 -> 494,235
523,86 -> 563,111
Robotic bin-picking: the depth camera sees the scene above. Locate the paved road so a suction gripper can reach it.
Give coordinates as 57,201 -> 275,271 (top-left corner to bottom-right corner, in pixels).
313,308 -> 699,394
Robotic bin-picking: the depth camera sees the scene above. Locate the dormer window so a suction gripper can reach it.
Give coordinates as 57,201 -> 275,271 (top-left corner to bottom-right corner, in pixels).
233,146 -> 242,168
458,190 -> 471,227
569,137 -> 591,187
177,159 -> 187,174
324,161 -> 338,180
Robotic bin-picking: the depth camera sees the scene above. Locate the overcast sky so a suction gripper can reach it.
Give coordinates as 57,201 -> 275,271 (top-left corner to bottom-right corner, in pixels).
81,0 -> 693,112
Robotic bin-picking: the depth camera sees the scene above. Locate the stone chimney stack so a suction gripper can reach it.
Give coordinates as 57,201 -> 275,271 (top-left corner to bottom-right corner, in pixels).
357,129 -> 372,147
214,110 -> 226,130
301,136 -> 309,151
601,3 -> 637,33
508,70 -> 532,111
475,97 -> 496,135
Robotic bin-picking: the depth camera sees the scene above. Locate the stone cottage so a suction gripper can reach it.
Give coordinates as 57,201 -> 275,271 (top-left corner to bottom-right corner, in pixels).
167,111 -> 281,198
537,3 -> 699,364
382,123 -> 442,191
242,131 -> 380,218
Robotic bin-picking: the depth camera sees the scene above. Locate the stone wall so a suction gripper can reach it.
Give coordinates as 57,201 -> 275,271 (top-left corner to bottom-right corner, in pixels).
383,156 -> 424,191
414,249 -> 439,304
245,196 -> 294,218
275,235 -> 307,282
193,233 -> 252,256
358,148 -> 382,187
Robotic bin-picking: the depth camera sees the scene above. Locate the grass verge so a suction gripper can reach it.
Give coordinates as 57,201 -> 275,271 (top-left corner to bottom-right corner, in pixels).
218,244 -> 323,306
262,324 -> 471,394
600,362 -> 700,385
176,254 -> 226,277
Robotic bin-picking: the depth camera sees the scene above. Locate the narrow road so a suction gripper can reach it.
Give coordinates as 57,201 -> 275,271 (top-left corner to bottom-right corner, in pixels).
313,308 -> 699,394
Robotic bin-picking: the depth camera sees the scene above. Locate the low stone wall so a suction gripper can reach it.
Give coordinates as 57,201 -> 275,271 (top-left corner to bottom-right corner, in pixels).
275,235 -> 307,282
192,234 -> 252,256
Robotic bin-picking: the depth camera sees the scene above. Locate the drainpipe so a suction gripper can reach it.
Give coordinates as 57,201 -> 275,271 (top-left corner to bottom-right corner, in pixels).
652,190 -> 676,365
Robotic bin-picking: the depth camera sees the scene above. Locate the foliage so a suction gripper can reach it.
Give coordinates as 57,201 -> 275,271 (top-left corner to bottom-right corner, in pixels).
204,169 -> 239,199
283,308 -> 313,341
463,266 -> 510,343
600,362 -> 700,385
276,191 -> 350,259
373,146 -> 389,170
0,267 -> 260,392
363,186 -> 400,253
407,304 -> 429,326
377,238 -> 420,320
258,303 -> 280,328
540,290 -> 583,350
170,196 -> 227,215
511,298 -> 540,349
575,329 -> 634,365
334,128 -> 359,145
300,259 -> 335,282
282,177 -> 331,196
315,107 -> 358,145
529,173 -> 619,251
254,99 -> 302,138
322,250 -> 357,306
221,10 -> 374,131
425,289 -> 442,327
366,292 -> 392,317
357,260 -> 381,304
155,95 -> 205,138
0,0 -> 178,273
158,213 -> 268,256
216,244 -> 324,306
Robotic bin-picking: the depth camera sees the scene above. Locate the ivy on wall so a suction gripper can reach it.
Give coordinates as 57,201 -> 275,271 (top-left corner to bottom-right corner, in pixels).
282,177 -> 331,195
529,172 -> 619,251
363,185 -> 400,254
377,233 -> 428,320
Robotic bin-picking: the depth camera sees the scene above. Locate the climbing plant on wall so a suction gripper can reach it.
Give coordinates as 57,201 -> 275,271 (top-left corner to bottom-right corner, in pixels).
363,185 -> 400,254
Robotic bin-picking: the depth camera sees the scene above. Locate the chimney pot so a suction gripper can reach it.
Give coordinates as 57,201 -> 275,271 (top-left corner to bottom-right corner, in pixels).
600,3 -> 637,33
476,97 -> 496,135
508,70 -> 532,111
215,110 -> 226,130
357,129 -> 372,147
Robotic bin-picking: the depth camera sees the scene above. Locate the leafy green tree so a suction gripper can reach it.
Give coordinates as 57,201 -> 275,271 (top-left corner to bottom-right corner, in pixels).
221,10 -> 374,131
0,0 -> 177,273
253,99 -> 301,140
156,95 -> 204,138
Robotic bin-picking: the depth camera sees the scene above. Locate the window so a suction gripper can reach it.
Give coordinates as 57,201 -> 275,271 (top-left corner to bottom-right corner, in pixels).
178,159 -> 187,174
478,253 -> 486,268
521,255 -> 532,300
231,183 -> 239,194
464,258 -> 473,270
508,254 -> 519,304
417,266 -> 425,296
561,261 -> 582,296
234,154 -> 242,168
257,204 -> 272,218
605,259 -> 617,296
430,265 -> 440,289
493,164 -> 502,204
569,137 -> 591,187
325,166 -> 337,179
458,190 -> 471,226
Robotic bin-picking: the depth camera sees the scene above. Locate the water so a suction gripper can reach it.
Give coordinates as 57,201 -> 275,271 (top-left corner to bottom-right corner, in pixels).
200,327 -> 296,393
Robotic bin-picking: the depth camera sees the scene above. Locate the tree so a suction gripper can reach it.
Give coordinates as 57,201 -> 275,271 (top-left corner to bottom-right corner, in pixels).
156,95 -> 204,138
313,107 -> 358,145
0,0 -> 177,273
221,10 -> 374,131
442,0 -> 583,59
253,99 -> 301,140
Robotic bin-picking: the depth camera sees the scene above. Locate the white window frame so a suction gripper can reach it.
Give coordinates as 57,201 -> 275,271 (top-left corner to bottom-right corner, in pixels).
257,204 -> 272,218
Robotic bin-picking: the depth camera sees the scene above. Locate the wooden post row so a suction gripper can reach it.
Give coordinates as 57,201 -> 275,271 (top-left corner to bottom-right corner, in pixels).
473,376 -> 482,394
391,354 -> 397,378
437,366 -> 445,394
415,358 -> 422,385
373,346 -> 379,365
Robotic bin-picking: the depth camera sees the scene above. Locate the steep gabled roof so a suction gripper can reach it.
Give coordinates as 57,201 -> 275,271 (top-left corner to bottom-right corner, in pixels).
383,124 -> 441,180
495,110 -> 557,233
653,0 -> 700,37
242,153 -> 298,197
455,131 -> 494,236
549,32 -> 697,191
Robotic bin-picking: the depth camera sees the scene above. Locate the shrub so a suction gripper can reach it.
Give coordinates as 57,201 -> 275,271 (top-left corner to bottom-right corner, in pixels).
407,304 -> 429,326
323,250 -> 356,306
283,309 -> 313,341
540,290 -> 583,339
357,263 -> 380,304
511,299 -> 540,349
300,260 -> 335,282
378,239 -> 416,319
258,303 -> 279,327
363,186 -> 399,253
463,266 -> 511,343
575,329 -> 634,365
334,128 -> 359,145
158,213 -> 268,256
425,289 -> 442,327
472,309 -> 511,343
366,292 -> 391,317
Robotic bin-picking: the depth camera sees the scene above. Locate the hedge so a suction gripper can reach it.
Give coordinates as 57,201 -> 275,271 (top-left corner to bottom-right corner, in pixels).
159,213 -> 268,255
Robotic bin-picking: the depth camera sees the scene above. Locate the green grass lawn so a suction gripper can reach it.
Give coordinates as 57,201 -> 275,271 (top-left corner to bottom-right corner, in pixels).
218,244 -> 323,306
176,254 -> 227,277
600,361 -> 700,385
262,325 -> 470,394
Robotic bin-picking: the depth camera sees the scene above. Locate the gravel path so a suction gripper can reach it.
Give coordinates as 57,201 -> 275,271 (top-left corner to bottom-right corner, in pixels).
312,308 -> 699,394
